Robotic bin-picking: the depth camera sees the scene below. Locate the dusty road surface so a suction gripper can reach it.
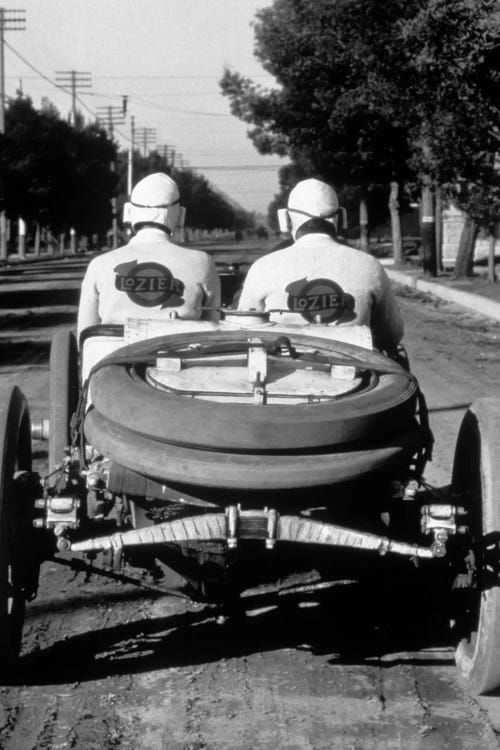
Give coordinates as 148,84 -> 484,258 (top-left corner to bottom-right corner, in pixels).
0,255 -> 500,749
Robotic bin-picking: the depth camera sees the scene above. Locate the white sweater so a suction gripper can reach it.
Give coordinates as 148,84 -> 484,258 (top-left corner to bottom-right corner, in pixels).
238,233 -> 403,350
77,228 -> 220,338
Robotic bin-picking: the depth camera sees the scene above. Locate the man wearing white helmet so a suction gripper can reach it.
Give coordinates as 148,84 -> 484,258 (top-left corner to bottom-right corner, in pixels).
238,178 -> 403,351
77,172 -> 220,338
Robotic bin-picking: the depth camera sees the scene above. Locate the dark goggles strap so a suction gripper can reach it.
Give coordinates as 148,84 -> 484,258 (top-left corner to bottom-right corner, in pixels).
287,207 -> 339,220
130,198 -> 180,209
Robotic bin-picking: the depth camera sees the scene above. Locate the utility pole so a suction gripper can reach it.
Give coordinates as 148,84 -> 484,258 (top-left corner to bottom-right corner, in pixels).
0,6 -> 26,261
96,104 -> 125,249
420,140 -> 437,276
55,69 -> 91,127
127,115 -> 135,196
96,104 -> 125,137
420,180 -> 437,276
157,143 -> 174,166
135,126 -> 156,157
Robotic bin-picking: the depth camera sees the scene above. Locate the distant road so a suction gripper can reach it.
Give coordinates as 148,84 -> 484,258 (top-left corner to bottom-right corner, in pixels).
0,241 -> 274,310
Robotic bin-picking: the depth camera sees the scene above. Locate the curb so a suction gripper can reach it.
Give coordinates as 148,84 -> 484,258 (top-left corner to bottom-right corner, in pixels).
385,268 -> 500,323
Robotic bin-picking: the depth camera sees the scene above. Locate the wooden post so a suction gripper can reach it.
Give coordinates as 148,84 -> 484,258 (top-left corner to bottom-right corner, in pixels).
487,226 -> 497,283
435,187 -> 443,273
0,212 -> 6,261
17,217 -> 26,259
70,227 -> 77,254
389,182 -> 403,266
359,194 -> 369,253
0,212 -> 7,260
452,215 -> 478,279
420,179 -> 437,276
34,223 -> 40,256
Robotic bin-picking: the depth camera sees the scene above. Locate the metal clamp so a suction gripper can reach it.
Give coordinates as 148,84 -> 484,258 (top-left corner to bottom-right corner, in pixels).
225,506 -> 278,549
34,495 -> 80,530
421,504 -> 468,558
248,338 -> 267,383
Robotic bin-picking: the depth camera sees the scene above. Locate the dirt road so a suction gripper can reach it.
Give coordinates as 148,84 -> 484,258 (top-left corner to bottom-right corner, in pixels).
0,260 -> 500,749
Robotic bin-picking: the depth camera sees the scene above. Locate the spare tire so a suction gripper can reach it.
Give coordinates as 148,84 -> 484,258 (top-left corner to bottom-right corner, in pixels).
84,408 -> 423,490
88,330 -> 418,452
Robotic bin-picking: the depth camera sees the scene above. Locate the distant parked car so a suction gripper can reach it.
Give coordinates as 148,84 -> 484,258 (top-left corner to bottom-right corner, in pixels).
370,237 -> 421,259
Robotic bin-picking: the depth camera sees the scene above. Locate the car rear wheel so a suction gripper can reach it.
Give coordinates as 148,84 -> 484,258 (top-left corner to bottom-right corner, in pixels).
452,398 -> 500,694
0,386 -> 32,679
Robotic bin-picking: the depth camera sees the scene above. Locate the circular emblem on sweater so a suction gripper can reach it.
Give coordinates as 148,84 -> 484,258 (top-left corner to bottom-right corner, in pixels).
286,277 -> 354,324
114,261 -> 185,308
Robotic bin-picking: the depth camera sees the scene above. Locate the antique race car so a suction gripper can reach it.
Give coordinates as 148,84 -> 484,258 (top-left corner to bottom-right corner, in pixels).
1,307 -> 499,695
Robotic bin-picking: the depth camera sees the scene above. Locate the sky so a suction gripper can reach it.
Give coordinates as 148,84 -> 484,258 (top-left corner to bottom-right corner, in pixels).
2,0 -> 287,216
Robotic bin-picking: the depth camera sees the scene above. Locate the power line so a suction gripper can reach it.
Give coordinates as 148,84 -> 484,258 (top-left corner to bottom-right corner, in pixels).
88,74 -> 274,80
5,40 -> 60,91
189,165 -> 283,171
128,94 -> 232,117
5,39 -> 97,119
4,40 -> 135,146
5,73 -> 275,81
3,44 -> 232,120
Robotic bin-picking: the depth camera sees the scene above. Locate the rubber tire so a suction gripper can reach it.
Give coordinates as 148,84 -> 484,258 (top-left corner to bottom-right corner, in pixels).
453,398 -> 500,694
0,386 -> 32,678
48,330 -> 78,485
89,331 -> 417,452
84,408 -> 423,490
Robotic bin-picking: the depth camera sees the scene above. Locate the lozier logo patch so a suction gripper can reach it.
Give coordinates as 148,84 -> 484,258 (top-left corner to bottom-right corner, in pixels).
114,260 -> 185,308
285,277 -> 355,324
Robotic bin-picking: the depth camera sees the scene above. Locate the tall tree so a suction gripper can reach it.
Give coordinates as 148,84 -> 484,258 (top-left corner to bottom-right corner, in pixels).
220,0 -> 417,249
397,0 -> 500,277
0,96 -> 116,237
221,0 -> 500,274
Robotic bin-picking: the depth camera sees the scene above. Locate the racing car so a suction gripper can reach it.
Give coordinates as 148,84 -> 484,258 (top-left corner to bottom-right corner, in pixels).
1,305 -> 499,695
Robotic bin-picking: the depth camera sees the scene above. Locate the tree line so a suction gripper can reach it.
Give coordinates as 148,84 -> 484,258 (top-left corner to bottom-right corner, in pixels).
220,0 -> 500,278
0,95 -> 254,253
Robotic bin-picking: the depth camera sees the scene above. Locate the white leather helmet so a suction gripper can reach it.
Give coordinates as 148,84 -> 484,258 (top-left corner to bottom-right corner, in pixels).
125,173 -> 184,234
278,178 -> 345,237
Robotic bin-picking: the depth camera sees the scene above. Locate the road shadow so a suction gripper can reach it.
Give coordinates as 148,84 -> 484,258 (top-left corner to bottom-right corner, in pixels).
0,311 -> 76,331
18,571 -> 457,686
0,339 -> 50,366
0,289 -> 80,309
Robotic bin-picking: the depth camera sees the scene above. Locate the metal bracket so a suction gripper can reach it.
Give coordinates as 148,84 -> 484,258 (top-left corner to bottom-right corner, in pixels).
420,504 -> 468,557
248,338 -> 267,383
34,495 -> 80,529
226,506 -> 278,549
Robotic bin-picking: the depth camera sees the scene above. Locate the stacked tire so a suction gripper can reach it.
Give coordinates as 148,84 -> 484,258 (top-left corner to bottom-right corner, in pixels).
84,331 -> 422,491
